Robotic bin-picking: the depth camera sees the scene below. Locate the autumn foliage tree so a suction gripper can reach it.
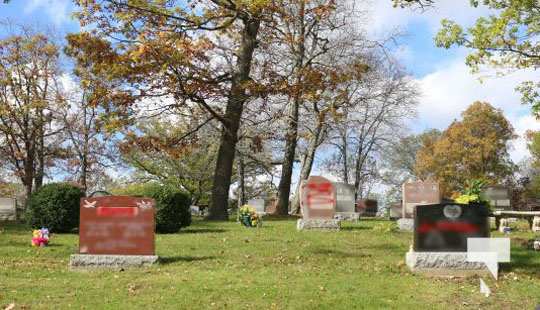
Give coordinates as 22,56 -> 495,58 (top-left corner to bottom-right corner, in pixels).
67,0 -> 280,220
0,28 -> 64,199
415,101 -> 516,196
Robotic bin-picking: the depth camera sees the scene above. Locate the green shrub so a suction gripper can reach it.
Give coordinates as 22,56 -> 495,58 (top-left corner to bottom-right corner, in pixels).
112,183 -> 191,233
26,183 -> 84,233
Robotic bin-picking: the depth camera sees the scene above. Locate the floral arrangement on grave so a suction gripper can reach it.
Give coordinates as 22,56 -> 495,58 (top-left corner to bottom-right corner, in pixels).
31,228 -> 50,247
453,179 -> 489,206
238,205 -> 261,227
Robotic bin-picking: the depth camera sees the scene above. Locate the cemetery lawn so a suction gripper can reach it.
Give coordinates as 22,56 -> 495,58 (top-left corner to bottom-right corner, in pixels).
1,218 -> 540,309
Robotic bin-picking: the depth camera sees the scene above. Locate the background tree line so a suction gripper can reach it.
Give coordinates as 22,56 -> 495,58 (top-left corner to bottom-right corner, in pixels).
1,0 -> 539,216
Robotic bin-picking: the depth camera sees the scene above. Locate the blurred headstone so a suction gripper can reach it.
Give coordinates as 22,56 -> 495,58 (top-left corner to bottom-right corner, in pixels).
483,186 -> 511,211
414,203 -> 490,252
389,203 -> 402,219
402,181 -> 441,219
0,198 -> 16,221
70,195 -> 158,268
248,198 -> 266,215
297,176 -> 340,231
334,183 -> 359,221
406,202 -> 491,276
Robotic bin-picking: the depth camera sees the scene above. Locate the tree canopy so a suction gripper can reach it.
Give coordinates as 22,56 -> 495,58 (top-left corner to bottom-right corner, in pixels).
415,101 -> 516,195
435,0 -> 540,117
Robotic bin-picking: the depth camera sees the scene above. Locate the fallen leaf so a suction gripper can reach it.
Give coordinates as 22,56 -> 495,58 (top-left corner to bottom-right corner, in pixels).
4,303 -> 15,310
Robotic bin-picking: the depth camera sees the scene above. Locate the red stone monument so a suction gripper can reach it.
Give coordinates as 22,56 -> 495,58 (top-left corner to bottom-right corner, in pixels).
300,176 -> 337,219
297,176 -> 340,230
402,181 -> 441,218
70,195 -> 158,267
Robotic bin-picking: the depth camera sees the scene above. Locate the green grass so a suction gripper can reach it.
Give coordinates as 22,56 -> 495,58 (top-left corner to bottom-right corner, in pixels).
1,218 -> 539,309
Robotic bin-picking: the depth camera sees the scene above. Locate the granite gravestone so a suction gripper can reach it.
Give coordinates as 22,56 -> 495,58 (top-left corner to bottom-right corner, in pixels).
0,198 -> 16,221
389,203 -> 402,219
70,196 -> 158,268
357,199 -> 378,217
402,181 -> 441,219
406,202 -> 491,276
334,182 -> 359,221
297,176 -> 340,230
248,198 -> 266,214
483,186 -> 511,211
414,203 -> 490,252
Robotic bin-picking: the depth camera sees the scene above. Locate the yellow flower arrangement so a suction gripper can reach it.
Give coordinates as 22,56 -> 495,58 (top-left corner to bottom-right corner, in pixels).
238,205 -> 261,227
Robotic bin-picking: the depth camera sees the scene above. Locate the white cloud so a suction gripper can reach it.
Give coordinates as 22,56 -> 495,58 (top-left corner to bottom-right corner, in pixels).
24,0 -> 73,26
509,115 -> 540,162
364,0 -> 493,37
413,57 -> 539,162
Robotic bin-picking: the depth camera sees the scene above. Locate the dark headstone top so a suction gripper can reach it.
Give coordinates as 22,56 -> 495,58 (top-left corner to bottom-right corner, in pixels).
357,199 -> 378,217
483,186 -> 511,211
414,203 -> 490,252
79,196 -> 156,256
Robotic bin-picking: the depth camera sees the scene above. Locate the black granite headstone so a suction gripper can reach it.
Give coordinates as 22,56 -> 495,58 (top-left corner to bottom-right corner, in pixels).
414,203 -> 490,252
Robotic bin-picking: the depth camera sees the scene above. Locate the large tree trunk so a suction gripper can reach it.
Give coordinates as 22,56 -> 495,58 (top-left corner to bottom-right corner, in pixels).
341,128 -> 349,184
80,107 -> 90,195
290,121 -> 325,214
207,18 -> 261,220
23,146 -> 34,203
34,112 -> 44,190
275,98 -> 300,215
34,134 -> 44,190
80,153 -> 88,194
236,151 -> 246,209
275,1 -> 306,216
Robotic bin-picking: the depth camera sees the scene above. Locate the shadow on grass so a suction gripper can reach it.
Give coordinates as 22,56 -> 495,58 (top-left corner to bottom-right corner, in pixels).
359,218 -> 390,222
310,248 -> 372,258
500,247 -> 540,276
159,255 -> 216,265
0,221 -> 29,233
358,243 -> 405,252
263,215 -> 301,222
340,226 -> 372,231
180,228 -> 227,234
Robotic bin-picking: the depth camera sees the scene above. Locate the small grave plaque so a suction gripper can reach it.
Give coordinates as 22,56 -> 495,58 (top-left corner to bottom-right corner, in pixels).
357,199 -> 378,217
414,203 -> 489,252
0,198 -> 16,221
402,181 -> 441,218
78,196 -> 156,255
334,183 -> 355,213
389,203 -> 402,219
483,186 -> 511,211
248,198 -> 265,214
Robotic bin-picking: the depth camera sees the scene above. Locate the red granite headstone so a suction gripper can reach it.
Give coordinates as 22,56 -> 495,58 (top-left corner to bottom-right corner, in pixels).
402,181 -> 441,218
300,176 -> 336,219
79,196 -> 156,255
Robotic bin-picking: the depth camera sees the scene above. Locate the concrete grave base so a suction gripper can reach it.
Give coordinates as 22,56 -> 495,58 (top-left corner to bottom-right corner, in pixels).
297,219 -> 341,231
335,212 -> 360,221
406,250 -> 488,277
397,218 -> 414,231
70,254 -> 159,268
0,210 -> 16,221
532,216 -> 540,232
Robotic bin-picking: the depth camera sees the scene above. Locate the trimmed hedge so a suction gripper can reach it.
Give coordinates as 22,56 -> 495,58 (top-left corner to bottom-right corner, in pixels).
26,183 -> 84,233
113,183 -> 191,233
146,185 -> 191,233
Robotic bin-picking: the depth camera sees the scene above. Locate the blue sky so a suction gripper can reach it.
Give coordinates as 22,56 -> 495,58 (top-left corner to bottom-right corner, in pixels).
0,0 -> 538,164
